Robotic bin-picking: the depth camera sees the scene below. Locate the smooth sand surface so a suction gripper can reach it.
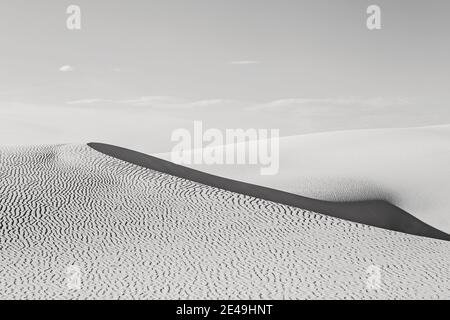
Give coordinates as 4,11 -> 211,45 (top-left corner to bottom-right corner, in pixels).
0,144 -> 449,299
154,125 -> 450,235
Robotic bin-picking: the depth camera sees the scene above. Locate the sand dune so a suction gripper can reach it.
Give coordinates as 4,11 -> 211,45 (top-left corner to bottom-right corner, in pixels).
154,125 -> 450,235
0,144 -> 449,299
91,143 -> 450,241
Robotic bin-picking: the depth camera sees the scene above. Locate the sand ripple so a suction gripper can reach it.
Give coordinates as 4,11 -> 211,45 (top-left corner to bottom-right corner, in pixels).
0,144 -> 449,299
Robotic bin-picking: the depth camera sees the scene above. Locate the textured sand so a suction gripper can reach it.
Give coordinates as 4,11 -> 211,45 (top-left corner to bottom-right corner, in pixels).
0,144 -> 449,299
155,125 -> 450,235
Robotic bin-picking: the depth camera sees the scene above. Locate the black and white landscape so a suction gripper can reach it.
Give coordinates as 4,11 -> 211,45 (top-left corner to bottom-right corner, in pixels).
0,1 -> 449,300
0,143 -> 449,299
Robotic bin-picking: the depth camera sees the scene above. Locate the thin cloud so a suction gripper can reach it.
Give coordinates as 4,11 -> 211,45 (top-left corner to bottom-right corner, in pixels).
118,96 -> 181,106
65,96 -> 412,115
117,97 -> 238,109
229,60 -> 260,65
66,96 -> 243,110
66,97 -> 176,106
59,65 -> 74,72
67,99 -> 112,105
253,97 -> 413,111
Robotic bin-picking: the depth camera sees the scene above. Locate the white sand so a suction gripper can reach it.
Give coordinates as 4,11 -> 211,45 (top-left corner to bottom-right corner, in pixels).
0,144 -> 449,299
154,125 -> 450,235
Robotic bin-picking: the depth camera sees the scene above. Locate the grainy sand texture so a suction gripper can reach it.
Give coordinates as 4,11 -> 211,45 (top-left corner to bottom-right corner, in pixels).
155,125 -> 450,235
0,144 -> 449,299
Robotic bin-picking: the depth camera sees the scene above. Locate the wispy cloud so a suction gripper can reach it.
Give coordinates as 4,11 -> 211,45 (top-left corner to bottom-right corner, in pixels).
66,96 -> 239,109
59,65 -> 74,72
66,96 -> 176,107
67,98 -> 112,105
66,96 -> 412,112
118,96 -> 181,106
229,60 -> 260,65
7,95 -> 447,149
253,97 -> 413,111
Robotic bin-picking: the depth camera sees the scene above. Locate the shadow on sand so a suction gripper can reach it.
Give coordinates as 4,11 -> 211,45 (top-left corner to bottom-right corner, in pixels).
89,142 -> 450,242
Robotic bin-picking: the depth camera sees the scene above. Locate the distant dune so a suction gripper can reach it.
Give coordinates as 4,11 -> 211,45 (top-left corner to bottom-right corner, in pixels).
0,144 -> 449,299
154,125 -> 450,236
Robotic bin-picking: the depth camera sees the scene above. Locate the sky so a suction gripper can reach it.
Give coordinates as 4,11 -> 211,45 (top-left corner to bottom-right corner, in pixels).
0,0 -> 449,152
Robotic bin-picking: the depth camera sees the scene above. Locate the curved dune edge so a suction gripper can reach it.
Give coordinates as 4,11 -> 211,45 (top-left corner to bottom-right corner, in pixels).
153,125 -> 450,235
88,142 -> 450,242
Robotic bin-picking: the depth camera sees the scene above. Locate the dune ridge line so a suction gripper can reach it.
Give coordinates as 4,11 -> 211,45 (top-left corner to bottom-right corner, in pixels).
88,142 -> 450,242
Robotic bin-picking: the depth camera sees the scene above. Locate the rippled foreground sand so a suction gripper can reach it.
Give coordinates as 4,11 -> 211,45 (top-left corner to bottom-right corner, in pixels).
0,144 -> 449,299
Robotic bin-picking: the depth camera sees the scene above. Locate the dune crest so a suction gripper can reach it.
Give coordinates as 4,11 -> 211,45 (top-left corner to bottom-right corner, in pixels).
153,125 -> 450,235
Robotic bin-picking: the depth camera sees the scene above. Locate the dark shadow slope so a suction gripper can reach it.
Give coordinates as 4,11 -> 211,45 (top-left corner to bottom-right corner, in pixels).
88,143 -> 450,242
